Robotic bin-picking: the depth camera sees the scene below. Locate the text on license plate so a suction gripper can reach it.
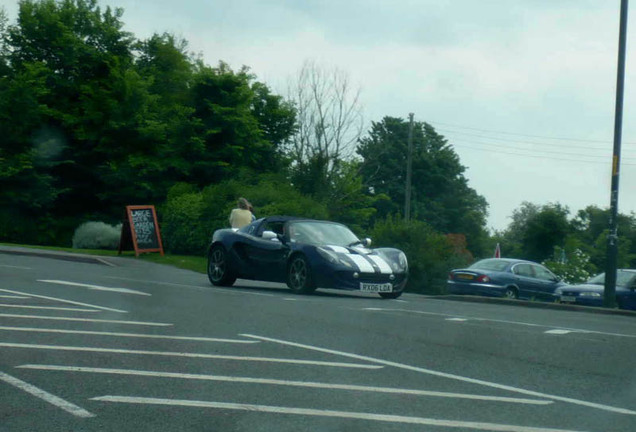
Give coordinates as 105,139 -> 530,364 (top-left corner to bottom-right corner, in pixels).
360,282 -> 393,293
456,274 -> 474,280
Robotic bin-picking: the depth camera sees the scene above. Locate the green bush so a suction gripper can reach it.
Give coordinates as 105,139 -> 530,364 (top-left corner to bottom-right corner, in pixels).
371,216 -> 472,294
161,188 -> 209,255
72,222 -> 122,250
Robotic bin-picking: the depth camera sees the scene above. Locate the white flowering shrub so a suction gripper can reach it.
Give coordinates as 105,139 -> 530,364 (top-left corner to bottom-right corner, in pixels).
543,247 -> 594,284
72,222 -> 122,250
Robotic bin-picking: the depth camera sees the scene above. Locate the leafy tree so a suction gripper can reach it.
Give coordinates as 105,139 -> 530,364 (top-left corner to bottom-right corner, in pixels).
357,116 -> 488,254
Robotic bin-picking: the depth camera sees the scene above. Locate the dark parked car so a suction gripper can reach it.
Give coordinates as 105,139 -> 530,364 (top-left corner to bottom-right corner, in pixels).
447,258 -> 566,300
555,269 -> 636,310
207,216 -> 408,298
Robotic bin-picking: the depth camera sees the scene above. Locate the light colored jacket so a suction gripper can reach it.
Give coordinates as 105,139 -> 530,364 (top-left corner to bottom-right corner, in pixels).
229,208 -> 253,229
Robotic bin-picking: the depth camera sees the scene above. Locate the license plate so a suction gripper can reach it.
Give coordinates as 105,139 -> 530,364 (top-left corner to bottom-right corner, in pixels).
456,274 -> 474,280
560,295 -> 576,302
360,282 -> 393,293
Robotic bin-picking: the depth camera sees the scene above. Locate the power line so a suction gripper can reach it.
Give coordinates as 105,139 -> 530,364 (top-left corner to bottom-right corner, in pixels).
451,142 -> 636,166
449,137 -> 636,160
436,128 -> 636,154
428,119 -> 636,145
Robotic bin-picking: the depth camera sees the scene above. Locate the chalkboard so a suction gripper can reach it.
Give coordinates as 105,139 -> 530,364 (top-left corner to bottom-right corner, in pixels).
119,205 -> 164,256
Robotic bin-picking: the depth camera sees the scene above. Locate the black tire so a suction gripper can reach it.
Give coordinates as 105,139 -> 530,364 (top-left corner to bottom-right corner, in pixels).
504,287 -> 518,299
286,255 -> 316,294
207,245 -> 236,286
379,291 -> 403,299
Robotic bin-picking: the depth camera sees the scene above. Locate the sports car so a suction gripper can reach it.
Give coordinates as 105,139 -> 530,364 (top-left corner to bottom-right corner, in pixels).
206,216 -> 408,298
555,269 -> 636,310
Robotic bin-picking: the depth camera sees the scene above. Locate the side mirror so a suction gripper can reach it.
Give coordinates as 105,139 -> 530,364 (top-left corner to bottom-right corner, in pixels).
262,230 -> 278,240
363,238 -> 372,247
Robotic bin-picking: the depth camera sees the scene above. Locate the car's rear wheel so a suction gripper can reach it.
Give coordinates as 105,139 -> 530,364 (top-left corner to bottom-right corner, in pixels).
207,245 -> 236,286
504,287 -> 518,299
287,255 -> 316,294
379,291 -> 403,299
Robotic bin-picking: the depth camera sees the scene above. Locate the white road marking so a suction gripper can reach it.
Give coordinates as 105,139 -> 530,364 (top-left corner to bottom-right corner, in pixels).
0,304 -> 99,312
0,314 -> 171,326
544,330 -> 576,335
0,326 -> 258,343
446,318 -> 468,322
103,276 -> 278,297
362,308 -> 636,339
1,343 -> 382,369
0,264 -> 32,269
283,298 -> 299,301
242,334 -> 636,416
38,280 -> 150,296
0,295 -> 30,299
20,364 -> 551,405
0,371 -> 94,418
91,396 -> 586,432
0,288 -> 127,313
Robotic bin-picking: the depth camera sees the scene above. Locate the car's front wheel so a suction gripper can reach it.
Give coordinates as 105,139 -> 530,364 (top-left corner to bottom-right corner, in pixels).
207,245 -> 236,286
287,255 -> 316,294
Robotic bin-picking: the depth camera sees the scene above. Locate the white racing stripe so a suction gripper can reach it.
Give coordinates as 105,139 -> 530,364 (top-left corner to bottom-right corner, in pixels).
348,255 -> 375,273
19,365 -> 551,405
367,255 -> 393,274
91,396 -> 585,432
326,245 -> 349,254
242,334 -> 636,416
0,343 -> 382,369
0,288 -> 126,313
38,280 -> 150,296
0,371 -> 94,418
0,314 -> 171,326
0,326 -> 257,343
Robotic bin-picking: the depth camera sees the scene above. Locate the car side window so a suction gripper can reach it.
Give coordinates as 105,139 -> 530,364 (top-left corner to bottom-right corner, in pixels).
532,265 -> 556,281
513,264 -> 534,278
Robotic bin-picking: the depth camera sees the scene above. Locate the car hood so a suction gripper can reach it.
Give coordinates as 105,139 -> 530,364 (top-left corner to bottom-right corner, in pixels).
320,244 -> 402,274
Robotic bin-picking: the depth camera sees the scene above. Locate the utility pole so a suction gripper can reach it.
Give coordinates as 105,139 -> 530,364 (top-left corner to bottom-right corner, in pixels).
405,113 -> 415,222
605,0 -> 629,308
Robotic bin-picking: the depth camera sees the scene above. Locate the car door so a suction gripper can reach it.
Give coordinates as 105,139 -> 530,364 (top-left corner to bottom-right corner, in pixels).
530,264 -> 562,300
511,263 -> 542,299
243,223 -> 289,282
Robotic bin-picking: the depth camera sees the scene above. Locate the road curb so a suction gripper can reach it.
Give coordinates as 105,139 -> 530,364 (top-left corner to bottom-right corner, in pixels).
0,247 -> 117,267
430,294 -> 636,317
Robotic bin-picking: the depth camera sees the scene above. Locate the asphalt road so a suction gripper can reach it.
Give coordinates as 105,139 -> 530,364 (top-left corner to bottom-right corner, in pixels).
0,249 -> 635,432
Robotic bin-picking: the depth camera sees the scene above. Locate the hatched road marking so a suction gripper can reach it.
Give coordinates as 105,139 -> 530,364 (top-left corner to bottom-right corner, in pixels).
18,364 -> 552,405
90,396 -> 587,432
0,371 -> 94,418
0,314 -> 171,326
0,288 -> 127,313
242,333 -> 636,416
38,280 -> 151,296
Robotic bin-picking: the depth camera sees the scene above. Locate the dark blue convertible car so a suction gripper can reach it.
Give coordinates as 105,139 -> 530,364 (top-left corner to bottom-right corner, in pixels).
207,216 -> 408,298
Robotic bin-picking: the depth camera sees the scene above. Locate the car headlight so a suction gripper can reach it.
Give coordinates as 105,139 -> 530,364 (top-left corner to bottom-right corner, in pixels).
398,252 -> 408,271
316,247 -> 353,268
579,292 -> 602,297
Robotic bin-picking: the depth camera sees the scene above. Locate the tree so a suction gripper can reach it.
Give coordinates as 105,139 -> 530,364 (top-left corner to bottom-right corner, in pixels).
287,60 -> 363,194
357,116 -> 489,254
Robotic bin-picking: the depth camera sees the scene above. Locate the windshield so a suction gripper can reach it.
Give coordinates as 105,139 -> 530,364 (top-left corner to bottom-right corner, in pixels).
588,270 -> 636,287
287,221 -> 359,246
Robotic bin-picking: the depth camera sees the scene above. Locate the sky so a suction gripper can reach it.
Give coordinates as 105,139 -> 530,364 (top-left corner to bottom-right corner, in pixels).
3,0 -> 636,232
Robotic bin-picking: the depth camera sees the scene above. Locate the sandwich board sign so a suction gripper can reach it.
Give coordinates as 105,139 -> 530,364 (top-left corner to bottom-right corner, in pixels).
118,205 -> 164,257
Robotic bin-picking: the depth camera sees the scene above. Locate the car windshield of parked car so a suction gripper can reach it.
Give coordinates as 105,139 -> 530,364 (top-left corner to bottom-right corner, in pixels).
288,221 -> 359,246
469,259 -> 510,272
588,270 -> 636,287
